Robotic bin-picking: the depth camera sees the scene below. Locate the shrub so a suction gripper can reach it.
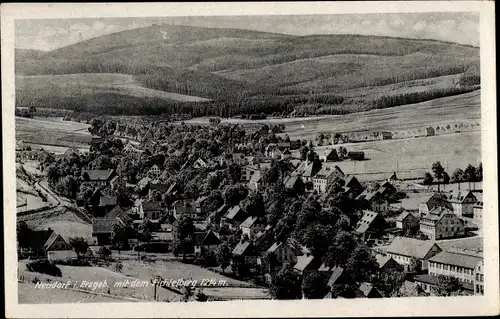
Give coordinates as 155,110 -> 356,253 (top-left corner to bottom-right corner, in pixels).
26,259 -> 62,277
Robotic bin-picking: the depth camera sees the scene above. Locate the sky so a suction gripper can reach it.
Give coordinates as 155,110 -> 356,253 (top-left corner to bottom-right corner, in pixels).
15,12 -> 479,51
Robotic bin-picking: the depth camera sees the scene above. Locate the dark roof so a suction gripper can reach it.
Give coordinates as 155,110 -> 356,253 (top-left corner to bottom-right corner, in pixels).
449,190 -> 476,203
232,240 -> 255,256
27,230 -> 55,250
92,218 -> 124,234
105,205 -> 133,224
86,169 -> 115,181
395,211 -> 417,222
283,176 -> 302,188
429,251 -> 482,269
414,274 -> 473,291
194,230 -> 221,246
99,196 -> 117,207
387,236 -> 439,259
327,266 -> 345,286
150,181 -> 169,192
141,201 -> 162,211
224,206 -> 246,221
354,211 -> 381,234
240,216 -> 264,228
357,282 -> 380,297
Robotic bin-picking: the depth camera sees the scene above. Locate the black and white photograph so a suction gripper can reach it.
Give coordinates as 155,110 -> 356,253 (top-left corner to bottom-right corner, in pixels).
2,1 -> 498,318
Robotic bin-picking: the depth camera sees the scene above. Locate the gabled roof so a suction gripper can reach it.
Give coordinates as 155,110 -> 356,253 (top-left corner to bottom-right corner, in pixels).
354,211 -> 381,234
92,218 -> 124,234
99,196 -> 117,207
194,196 -> 208,205
395,211 -> 417,222
138,177 -> 152,188
314,165 -> 344,180
344,175 -> 360,188
429,251 -> 483,269
86,169 -> 115,181
105,205 -> 133,224
249,172 -> 262,183
166,182 -> 178,195
357,282 -> 380,297
327,266 -> 345,286
375,254 -> 394,268
240,216 -> 258,228
266,242 -> 281,254
293,255 -> 315,272
43,232 -> 70,251
291,162 -> 315,178
27,230 -> 55,250
194,230 -> 221,246
448,190 -> 477,203
387,236 -> 439,259
141,201 -> 162,211
232,240 -> 254,256
224,206 -> 246,221
283,175 -> 302,189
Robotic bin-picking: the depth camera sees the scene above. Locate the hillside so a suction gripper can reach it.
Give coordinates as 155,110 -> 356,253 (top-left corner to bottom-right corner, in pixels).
15,24 -> 480,116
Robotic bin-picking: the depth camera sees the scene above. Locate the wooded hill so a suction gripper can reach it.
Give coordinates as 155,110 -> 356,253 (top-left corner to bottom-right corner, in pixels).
15,24 -> 480,116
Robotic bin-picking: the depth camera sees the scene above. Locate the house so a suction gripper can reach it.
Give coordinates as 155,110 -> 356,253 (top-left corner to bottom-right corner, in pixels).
358,191 -> 389,213
323,266 -> 354,298
397,280 -> 423,297
356,282 -> 382,298
448,190 -> 477,217
221,206 -> 248,230
343,175 -> 364,196
293,254 -> 322,276
97,196 -> 118,215
283,175 -> 305,192
86,169 -> 117,186
25,229 -> 77,261
419,193 -> 453,217
137,177 -> 152,190
148,180 -> 170,197
193,157 -> 209,169
110,175 -> 125,191
281,149 -> 292,159
395,211 -> 419,232
248,171 -> 263,191
172,199 -> 196,219
221,152 -> 246,165
193,196 -> 208,216
428,251 -> 483,285
105,205 -> 133,224
379,131 -> 393,140
474,260 -> 484,295
347,151 -> 365,161
194,230 -> 221,258
242,164 -> 259,181
265,144 -> 283,159
263,239 -> 300,271
375,254 -> 403,271
16,149 -> 50,162
291,161 -> 316,183
473,192 -> 483,229
147,164 -> 161,177
386,236 -> 442,272
313,165 -> 345,193
232,240 -> 259,267
139,201 -> 162,220
132,199 -> 143,215
253,225 -> 276,253
319,149 -> 340,162
92,218 -> 125,245
413,273 -> 473,295
353,210 -> 388,241
420,206 -> 465,240
208,204 -> 229,224
240,216 -> 266,239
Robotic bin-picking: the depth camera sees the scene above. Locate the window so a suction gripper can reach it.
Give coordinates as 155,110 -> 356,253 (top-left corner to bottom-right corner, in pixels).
480,274 -> 484,282
476,273 -> 480,281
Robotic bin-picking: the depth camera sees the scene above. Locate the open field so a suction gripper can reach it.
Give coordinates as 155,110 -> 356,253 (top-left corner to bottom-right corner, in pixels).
16,116 -> 92,153
17,206 -> 92,240
301,131 -> 481,182
280,90 -> 480,140
16,73 -> 211,104
18,282 -> 129,304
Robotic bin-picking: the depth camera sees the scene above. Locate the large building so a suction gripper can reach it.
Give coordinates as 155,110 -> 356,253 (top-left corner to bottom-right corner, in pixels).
386,236 -> 442,271
312,165 -> 345,193
428,250 -> 482,285
474,260 -> 484,295
420,206 -> 465,240
447,190 -> 477,217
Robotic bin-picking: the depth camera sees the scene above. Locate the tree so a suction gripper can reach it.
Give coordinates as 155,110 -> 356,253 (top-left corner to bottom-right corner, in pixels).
173,216 -> 196,260
436,275 -> 462,296
69,237 -> 89,257
432,161 -> 445,192
476,162 -> 483,182
302,271 -> 329,299
97,246 -> 112,260
111,224 -> 130,253
215,243 -> 231,273
464,164 -> 477,190
223,184 -> 248,207
114,261 -> 123,273
452,168 -> 464,189
55,175 -> 80,199
423,172 -> 434,185
442,171 -> 450,190
372,270 -> 406,297
269,263 -> 302,300
195,290 -> 208,302
17,221 -> 32,251
241,192 -> 265,217
182,285 -> 194,302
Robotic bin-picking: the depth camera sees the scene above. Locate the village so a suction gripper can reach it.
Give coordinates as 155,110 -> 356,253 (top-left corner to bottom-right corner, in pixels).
15,115 -> 484,302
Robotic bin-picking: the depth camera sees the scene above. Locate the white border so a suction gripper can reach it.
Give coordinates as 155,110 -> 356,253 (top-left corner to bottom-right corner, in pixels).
2,2 -> 498,318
